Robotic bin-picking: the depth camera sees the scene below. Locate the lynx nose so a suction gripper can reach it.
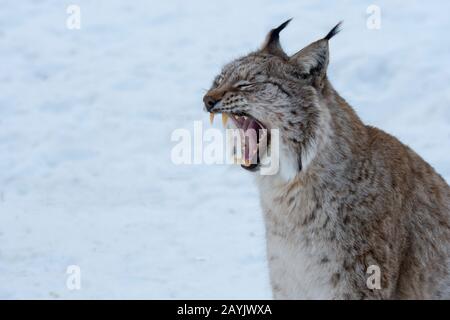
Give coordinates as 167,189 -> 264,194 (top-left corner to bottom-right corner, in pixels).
203,95 -> 218,112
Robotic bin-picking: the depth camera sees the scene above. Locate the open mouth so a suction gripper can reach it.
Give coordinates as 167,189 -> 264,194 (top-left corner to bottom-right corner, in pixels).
209,112 -> 269,171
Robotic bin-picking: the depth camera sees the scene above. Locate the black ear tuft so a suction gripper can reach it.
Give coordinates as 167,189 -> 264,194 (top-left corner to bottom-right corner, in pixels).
268,18 -> 293,43
324,21 -> 343,41
261,18 -> 293,58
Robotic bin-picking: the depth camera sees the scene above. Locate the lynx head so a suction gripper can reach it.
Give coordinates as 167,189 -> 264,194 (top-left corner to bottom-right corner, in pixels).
203,20 -> 341,180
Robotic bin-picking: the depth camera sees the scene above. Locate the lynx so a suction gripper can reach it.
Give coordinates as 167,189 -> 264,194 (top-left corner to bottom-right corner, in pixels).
203,20 -> 450,299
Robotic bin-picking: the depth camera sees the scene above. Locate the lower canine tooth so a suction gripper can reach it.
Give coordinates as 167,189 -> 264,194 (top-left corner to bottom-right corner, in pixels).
222,113 -> 229,126
209,113 -> 215,125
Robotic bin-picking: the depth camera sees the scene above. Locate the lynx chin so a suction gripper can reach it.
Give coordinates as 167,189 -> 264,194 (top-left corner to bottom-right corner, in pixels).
203,20 -> 450,299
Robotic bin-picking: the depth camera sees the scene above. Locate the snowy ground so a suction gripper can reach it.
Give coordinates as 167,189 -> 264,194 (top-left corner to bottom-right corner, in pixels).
0,0 -> 449,299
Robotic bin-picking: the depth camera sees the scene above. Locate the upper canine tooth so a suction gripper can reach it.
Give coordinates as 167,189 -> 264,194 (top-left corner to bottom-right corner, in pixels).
209,113 -> 215,125
222,113 -> 229,126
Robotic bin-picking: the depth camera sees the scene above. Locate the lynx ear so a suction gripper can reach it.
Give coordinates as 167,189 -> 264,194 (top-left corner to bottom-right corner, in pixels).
290,22 -> 342,78
260,19 -> 292,59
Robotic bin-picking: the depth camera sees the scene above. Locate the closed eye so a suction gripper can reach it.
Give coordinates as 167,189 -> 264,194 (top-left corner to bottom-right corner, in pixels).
237,80 -> 291,97
235,82 -> 257,89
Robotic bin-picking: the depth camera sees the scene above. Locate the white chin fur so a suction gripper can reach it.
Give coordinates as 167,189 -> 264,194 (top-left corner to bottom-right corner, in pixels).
278,141 -> 319,183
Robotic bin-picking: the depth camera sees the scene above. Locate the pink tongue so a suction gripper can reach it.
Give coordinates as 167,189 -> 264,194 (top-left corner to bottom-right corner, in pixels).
243,120 -> 259,162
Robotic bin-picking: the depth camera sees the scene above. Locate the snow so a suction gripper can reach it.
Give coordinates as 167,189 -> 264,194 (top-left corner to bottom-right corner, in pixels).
0,0 -> 449,299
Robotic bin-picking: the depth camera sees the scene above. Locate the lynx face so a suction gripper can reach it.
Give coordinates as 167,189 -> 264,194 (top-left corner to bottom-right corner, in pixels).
203,20 -> 341,175
205,54 -> 300,171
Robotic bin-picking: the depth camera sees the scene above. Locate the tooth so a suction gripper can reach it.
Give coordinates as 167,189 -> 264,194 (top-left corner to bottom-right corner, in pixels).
222,113 -> 229,126
209,113 -> 215,125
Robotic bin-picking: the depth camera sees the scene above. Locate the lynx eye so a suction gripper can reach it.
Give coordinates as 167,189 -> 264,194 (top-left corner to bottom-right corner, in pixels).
235,81 -> 255,89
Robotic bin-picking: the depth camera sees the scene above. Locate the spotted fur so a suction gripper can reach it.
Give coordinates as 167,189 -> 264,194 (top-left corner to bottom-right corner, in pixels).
204,21 -> 450,299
